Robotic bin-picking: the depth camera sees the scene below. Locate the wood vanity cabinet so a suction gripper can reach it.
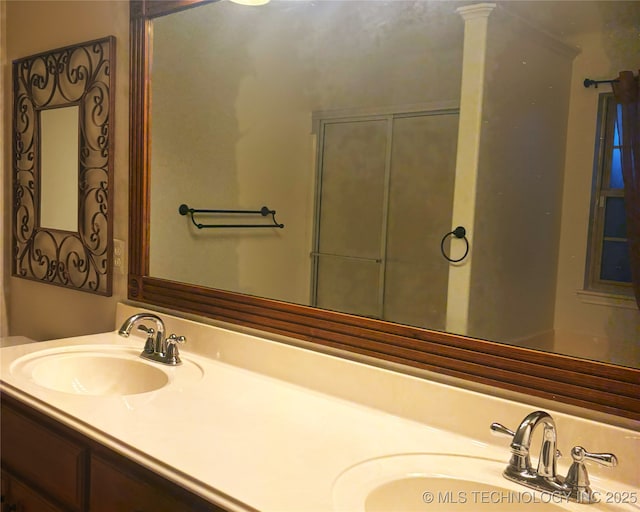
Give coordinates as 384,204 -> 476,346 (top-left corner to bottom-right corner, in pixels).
0,398 -> 85,511
0,395 -> 227,512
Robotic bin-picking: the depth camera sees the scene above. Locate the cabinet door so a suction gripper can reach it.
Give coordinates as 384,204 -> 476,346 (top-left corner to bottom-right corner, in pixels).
0,402 -> 86,511
1,470 -> 64,512
1,397 -> 226,512
90,455 -> 222,512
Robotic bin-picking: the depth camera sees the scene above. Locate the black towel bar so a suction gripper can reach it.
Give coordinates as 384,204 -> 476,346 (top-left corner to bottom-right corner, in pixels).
178,204 -> 284,229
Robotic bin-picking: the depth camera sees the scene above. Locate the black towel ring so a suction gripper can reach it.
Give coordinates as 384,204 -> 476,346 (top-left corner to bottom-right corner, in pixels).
440,226 -> 469,263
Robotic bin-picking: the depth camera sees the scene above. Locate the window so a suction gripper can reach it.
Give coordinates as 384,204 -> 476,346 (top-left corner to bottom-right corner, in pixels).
585,93 -> 633,296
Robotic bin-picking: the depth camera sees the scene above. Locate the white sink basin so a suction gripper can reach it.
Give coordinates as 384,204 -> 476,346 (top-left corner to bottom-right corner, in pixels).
333,454 -> 637,511
10,344 -> 204,396
365,476 -> 565,511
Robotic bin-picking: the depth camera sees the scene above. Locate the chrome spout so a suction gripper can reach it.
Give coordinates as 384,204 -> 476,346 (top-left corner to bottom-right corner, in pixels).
118,313 -> 166,354
508,410 -> 558,479
494,411 -> 565,494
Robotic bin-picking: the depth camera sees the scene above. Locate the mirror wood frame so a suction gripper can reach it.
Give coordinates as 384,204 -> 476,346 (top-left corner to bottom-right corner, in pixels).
12,37 -> 115,296
128,0 -> 640,421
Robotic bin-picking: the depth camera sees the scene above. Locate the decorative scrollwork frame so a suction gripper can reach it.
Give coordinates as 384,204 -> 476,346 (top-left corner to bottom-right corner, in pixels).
12,37 -> 115,296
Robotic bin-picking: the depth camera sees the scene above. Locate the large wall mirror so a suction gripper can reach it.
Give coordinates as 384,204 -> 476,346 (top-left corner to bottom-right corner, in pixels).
129,0 -> 639,420
12,37 -> 115,295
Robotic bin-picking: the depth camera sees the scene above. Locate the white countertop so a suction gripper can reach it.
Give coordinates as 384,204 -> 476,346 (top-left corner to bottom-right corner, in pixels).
1,305 -> 638,511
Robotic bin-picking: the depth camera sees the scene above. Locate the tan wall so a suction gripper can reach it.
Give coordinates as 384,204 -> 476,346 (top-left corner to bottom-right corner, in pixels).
553,27 -> 640,366
3,1 -> 129,340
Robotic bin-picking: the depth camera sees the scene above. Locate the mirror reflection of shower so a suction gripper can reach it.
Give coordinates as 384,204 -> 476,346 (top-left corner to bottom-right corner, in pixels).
311,108 -> 458,332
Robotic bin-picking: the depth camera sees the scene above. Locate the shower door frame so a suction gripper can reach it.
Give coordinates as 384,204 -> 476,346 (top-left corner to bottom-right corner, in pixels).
310,102 -> 460,321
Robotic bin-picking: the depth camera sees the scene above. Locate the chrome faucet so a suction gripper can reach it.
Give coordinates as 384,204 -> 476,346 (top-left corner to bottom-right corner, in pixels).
118,313 -> 186,365
119,313 -> 166,353
492,411 -> 618,504
492,411 -> 563,491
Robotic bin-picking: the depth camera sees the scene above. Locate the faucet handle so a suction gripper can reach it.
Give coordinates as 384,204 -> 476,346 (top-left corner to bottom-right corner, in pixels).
165,334 -> 186,365
564,446 -> 618,504
166,333 -> 186,344
490,422 -> 516,438
137,325 -> 155,353
571,446 -> 617,467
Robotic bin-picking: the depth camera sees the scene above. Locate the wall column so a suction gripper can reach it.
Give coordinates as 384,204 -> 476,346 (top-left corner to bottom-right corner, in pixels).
446,3 -> 495,335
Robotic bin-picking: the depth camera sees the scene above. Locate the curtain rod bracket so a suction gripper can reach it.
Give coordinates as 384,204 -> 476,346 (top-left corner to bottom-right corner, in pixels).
584,78 -> 619,89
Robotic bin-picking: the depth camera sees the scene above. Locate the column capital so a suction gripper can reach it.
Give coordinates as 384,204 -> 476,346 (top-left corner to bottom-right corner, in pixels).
456,3 -> 496,21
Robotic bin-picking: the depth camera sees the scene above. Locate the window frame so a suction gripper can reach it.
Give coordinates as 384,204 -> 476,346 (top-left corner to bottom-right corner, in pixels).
585,93 -> 633,297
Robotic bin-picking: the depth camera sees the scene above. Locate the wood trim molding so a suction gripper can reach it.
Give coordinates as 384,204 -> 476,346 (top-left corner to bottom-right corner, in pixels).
128,1 -> 640,422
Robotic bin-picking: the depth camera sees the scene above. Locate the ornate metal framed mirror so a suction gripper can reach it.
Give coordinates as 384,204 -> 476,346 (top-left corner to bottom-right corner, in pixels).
12,37 -> 115,295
